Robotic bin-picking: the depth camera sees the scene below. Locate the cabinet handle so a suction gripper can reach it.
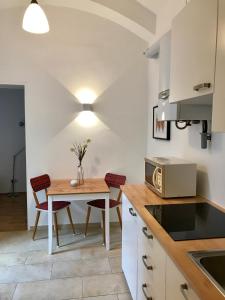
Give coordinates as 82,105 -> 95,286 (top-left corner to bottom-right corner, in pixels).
193,83 -> 211,91
180,283 -> 189,300
142,227 -> 153,239
142,284 -> 152,300
142,255 -> 153,270
159,89 -> 169,100
129,207 -> 137,217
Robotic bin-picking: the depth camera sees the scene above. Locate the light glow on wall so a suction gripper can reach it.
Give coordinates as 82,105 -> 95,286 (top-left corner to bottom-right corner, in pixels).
76,111 -> 98,128
75,88 -> 97,104
74,87 -> 98,127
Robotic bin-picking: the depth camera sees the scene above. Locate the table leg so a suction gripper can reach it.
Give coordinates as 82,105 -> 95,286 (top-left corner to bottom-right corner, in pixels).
48,195 -> 53,255
105,194 -> 110,250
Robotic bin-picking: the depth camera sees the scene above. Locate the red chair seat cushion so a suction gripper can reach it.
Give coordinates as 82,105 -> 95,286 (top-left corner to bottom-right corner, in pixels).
87,199 -> 120,209
36,201 -> 70,211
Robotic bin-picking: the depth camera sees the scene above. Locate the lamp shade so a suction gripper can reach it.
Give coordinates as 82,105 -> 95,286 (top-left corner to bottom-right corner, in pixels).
22,0 -> 49,34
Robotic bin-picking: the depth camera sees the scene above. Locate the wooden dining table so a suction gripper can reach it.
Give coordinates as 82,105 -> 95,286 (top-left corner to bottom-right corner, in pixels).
47,178 -> 110,254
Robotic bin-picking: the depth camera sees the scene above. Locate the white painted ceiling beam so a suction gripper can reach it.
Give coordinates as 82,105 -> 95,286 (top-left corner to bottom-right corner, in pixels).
91,0 -> 156,33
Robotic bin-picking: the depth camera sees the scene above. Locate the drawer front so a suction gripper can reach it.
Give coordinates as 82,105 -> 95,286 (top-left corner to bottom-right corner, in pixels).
166,256 -> 200,300
138,262 -> 154,300
138,217 -> 166,300
122,194 -> 138,300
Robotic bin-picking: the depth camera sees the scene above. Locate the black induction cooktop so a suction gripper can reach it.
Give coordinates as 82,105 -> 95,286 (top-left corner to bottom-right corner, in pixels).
145,202 -> 225,241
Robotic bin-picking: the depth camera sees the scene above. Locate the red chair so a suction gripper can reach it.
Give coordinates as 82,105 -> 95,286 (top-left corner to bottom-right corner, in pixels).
84,173 -> 126,244
30,174 -> 75,246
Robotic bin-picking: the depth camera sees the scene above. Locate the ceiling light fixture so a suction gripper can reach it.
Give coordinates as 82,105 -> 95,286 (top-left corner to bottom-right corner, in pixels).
22,0 -> 50,34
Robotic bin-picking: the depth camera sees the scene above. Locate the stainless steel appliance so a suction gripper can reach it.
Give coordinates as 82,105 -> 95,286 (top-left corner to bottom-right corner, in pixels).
145,157 -> 197,198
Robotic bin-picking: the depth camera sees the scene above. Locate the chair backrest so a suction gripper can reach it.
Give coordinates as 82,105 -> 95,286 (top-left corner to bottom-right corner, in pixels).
30,174 -> 51,206
30,174 -> 51,192
105,173 -> 126,202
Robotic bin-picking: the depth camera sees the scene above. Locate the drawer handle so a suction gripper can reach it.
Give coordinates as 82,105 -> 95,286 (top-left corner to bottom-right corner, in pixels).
142,283 -> 152,300
180,283 -> 189,300
142,227 -> 153,239
129,207 -> 137,217
193,83 -> 211,91
142,255 -> 153,270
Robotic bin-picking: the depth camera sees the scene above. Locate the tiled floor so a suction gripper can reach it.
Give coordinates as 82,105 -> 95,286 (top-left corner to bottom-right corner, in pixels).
0,225 -> 131,300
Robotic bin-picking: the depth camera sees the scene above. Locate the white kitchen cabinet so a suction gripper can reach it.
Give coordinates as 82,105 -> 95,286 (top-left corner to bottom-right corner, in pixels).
211,0 -> 225,132
137,217 -> 166,300
122,195 -> 200,300
166,256 -> 200,300
170,0 -> 218,104
122,194 -> 138,300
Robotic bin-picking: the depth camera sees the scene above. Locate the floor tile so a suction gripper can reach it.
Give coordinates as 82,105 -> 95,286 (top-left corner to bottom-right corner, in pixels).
109,256 -> 122,273
117,293 -> 132,300
107,248 -> 122,258
0,253 -> 28,267
51,257 -> 111,279
82,273 -> 128,297
82,295 -> 118,300
13,277 -> 82,300
25,246 -> 112,265
0,283 -> 16,300
25,249 -> 81,265
0,264 -> 52,283
0,231 -> 47,253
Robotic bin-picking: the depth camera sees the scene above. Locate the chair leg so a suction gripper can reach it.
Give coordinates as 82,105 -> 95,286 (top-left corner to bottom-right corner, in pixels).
32,211 -> 40,240
116,207 -> 122,229
53,213 -> 60,247
102,210 -> 106,245
66,206 -> 76,234
84,206 -> 91,236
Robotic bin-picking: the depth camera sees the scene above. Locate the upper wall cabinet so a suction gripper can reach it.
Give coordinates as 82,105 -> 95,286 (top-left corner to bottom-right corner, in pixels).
212,0 -> 225,132
170,0 -> 218,105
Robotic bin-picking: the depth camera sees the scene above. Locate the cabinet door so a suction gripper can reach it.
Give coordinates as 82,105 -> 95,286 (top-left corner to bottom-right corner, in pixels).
170,0 -> 217,104
166,256 -> 200,300
122,194 -> 138,300
212,0 -> 225,132
137,217 -> 166,300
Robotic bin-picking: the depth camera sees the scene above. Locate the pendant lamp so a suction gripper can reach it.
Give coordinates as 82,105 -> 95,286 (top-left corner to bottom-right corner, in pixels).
22,0 -> 49,34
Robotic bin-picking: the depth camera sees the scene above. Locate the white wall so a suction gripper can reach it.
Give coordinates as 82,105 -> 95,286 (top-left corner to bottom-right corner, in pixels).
0,88 -> 26,194
147,0 -> 225,207
0,6 -> 148,227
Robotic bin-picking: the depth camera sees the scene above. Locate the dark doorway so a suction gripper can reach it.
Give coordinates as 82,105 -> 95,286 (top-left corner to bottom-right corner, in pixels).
0,85 -> 27,231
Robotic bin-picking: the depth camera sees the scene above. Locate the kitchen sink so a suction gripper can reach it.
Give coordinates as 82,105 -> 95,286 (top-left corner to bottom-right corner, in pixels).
188,250 -> 225,295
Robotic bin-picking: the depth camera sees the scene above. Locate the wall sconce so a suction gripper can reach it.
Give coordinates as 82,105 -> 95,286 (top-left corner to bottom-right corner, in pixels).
74,88 -> 98,127
76,103 -> 97,128
82,104 -> 93,112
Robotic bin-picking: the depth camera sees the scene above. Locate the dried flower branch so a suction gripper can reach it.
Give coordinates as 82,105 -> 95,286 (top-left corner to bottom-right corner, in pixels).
70,139 -> 91,167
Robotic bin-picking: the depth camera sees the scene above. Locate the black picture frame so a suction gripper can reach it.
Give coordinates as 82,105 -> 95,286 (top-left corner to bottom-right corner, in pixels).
153,105 -> 170,140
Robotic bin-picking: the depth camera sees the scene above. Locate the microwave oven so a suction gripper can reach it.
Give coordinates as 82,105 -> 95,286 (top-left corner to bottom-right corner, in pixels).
145,157 -> 197,198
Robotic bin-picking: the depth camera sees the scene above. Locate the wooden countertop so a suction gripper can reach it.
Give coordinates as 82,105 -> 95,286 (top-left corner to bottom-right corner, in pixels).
47,178 -> 109,196
121,184 -> 225,300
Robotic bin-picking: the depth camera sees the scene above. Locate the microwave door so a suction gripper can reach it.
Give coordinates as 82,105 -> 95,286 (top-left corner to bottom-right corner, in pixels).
145,163 -> 157,186
153,167 -> 161,191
